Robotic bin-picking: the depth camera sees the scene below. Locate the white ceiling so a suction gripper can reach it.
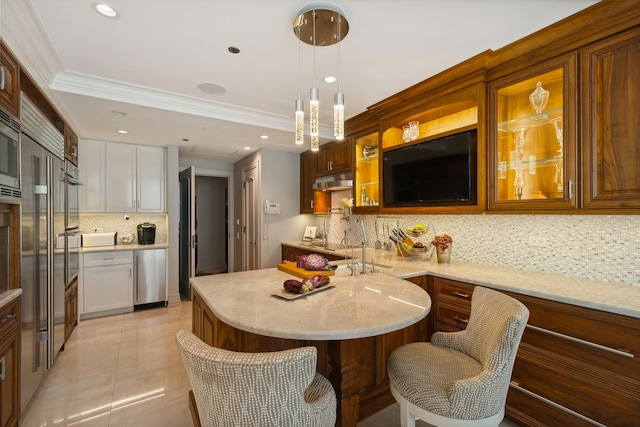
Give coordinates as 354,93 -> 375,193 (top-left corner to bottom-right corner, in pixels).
1,0 -> 598,163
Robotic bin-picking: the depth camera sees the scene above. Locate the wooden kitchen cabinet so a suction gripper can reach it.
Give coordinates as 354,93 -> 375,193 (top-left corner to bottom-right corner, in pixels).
64,125 -> 79,165
580,27 -> 640,210
429,277 -> 640,427
315,139 -> 351,177
65,277 -> 78,342
299,150 -> 329,214
488,54 -> 578,210
353,129 -> 380,211
0,298 -> 19,427
0,42 -> 20,119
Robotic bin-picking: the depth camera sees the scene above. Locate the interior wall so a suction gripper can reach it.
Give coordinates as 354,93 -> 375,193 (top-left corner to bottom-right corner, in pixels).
195,176 -> 227,274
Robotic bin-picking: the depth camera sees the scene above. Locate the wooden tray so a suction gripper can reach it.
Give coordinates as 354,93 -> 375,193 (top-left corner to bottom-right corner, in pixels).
277,260 -> 335,279
272,285 -> 335,300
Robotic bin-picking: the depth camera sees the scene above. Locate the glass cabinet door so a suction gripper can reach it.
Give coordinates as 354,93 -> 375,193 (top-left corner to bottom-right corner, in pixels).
489,54 -> 577,209
354,130 -> 380,210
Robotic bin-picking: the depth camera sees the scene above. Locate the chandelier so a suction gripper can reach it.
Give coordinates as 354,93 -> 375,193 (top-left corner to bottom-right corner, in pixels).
293,3 -> 349,150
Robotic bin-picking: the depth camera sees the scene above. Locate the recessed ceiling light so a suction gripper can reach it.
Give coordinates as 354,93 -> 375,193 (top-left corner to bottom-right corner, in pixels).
197,82 -> 226,95
111,110 -> 127,117
324,76 -> 336,83
260,135 -> 269,139
94,3 -> 118,18
117,130 -> 128,134
243,147 -> 251,151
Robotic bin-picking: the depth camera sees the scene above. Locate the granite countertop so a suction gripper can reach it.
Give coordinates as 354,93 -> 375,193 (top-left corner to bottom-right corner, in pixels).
0,289 -> 23,310
80,243 -> 169,253
282,241 -> 640,318
190,269 -> 431,341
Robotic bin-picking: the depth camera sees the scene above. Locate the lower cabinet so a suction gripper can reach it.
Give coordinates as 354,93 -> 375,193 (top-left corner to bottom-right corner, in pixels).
82,251 -> 134,319
65,278 -> 78,342
430,277 -> 640,427
0,298 -> 19,427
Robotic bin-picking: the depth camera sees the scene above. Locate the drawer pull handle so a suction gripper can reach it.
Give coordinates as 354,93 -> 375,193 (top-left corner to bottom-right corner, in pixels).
526,324 -> 634,358
509,382 -> 607,427
0,314 -> 15,324
453,315 -> 469,324
452,291 -> 470,299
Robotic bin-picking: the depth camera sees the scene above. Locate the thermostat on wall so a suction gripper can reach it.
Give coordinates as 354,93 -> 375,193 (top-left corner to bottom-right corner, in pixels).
264,200 -> 281,215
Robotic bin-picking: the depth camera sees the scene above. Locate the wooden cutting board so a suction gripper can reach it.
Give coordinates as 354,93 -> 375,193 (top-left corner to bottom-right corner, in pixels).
277,260 -> 335,279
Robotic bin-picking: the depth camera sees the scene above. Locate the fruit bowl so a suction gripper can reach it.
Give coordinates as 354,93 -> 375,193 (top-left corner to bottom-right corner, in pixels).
405,224 -> 427,238
410,247 -> 428,257
408,229 -> 426,238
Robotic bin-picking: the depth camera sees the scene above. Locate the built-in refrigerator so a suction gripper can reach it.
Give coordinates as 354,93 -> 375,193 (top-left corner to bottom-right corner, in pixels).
19,94 -> 66,413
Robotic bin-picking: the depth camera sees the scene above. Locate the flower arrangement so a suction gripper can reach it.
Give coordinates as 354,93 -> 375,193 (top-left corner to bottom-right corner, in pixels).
431,234 -> 453,251
341,198 -> 354,209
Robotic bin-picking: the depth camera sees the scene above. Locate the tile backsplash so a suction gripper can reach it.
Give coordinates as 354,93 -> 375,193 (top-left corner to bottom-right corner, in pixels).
79,214 -> 167,244
318,192 -> 640,286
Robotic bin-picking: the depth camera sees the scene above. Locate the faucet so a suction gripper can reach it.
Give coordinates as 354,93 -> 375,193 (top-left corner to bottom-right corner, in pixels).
345,219 -> 369,275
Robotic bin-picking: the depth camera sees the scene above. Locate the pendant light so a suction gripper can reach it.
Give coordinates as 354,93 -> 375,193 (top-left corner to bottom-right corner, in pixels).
295,26 -> 304,145
309,9 -> 319,138
293,4 -> 349,149
333,13 -> 344,140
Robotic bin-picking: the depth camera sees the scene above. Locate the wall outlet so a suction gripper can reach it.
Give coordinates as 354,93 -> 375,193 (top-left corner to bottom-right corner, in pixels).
528,235 -> 549,247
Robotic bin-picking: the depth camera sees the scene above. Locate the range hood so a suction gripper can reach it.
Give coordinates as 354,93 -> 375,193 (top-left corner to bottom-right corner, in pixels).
313,172 -> 353,191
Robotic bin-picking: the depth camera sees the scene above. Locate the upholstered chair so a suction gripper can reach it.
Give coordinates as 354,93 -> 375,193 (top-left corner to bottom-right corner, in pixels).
175,329 -> 336,427
388,286 -> 529,427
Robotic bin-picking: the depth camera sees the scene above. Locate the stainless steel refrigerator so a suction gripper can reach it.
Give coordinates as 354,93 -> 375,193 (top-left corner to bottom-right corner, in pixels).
19,94 -> 66,413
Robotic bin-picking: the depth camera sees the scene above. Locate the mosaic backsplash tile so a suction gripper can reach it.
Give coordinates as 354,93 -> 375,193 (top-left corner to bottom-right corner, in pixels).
79,214 -> 168,244
321,192 -> 639,286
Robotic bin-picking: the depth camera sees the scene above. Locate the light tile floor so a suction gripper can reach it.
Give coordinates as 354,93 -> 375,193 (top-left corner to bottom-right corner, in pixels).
20,301 -> 519,427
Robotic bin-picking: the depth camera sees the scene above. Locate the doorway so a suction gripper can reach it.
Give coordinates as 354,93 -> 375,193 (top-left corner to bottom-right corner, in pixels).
179,168 -> 229,300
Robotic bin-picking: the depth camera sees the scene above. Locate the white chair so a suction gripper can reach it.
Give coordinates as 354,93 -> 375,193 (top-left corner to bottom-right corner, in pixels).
175,329 -> 336,427
388,286 -> 529,427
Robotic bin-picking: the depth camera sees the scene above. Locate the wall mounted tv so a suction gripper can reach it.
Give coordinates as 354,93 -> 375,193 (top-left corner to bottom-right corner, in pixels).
383,129 -> 477,207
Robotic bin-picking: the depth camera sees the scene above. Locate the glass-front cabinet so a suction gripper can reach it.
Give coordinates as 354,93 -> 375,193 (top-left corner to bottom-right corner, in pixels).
354,130 -> 380,210
489,54 -> 577,210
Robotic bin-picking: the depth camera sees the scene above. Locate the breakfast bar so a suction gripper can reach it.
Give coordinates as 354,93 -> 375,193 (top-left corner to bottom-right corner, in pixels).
190,268 -> 431,427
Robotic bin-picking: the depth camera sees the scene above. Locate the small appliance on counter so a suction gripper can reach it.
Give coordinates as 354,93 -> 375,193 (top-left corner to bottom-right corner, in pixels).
137,222 -> 156,245
81,231 -> 118,247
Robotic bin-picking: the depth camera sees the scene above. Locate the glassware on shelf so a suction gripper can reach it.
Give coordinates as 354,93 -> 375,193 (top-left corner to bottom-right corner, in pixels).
554,161 -> 564,193
551,117 -> 563,156
514,167 -> 525,200
529,81 -> 550,116
408,121 -> 419,141
528,155 -> 537,175
402,125 -> 410,142
498,159 -> 508,179
509,126 -> 529,153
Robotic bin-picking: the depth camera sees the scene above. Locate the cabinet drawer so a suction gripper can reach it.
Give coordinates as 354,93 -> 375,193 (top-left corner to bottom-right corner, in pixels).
84,251 -> 133,267
0,299 -> 18,339
507,385 -> 594,427
511,349 -> 640,427
511,292 -> 640,382
434,300 -> 471,330
434,277 -> 474,307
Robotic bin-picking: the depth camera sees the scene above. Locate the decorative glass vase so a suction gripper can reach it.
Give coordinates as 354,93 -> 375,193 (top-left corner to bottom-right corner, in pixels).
436,243 -> 452,263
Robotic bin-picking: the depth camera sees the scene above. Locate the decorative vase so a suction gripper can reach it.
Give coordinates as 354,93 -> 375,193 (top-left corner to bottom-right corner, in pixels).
436,244 -> 452,263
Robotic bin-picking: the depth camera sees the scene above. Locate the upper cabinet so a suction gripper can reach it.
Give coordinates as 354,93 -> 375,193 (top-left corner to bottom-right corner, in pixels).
106,143 -> 166,213
80,140 -> 166,213
488,54 -> 577,210
315,139 -> 351,176
581,28 -> 640,210
64,125 -> 79,165
353,129 -> 380,210
0,42 -> 20,118
378,83 -> 487,214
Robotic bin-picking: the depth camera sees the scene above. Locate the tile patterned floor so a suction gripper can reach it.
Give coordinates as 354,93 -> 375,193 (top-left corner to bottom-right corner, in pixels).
20,301 -> 519,426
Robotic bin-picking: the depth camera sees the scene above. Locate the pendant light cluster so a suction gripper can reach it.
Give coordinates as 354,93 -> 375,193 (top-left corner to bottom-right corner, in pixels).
293,3 -> 349,151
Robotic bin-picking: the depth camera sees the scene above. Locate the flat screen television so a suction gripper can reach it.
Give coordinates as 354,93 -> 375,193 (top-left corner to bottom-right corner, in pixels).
383,129 -> 477,207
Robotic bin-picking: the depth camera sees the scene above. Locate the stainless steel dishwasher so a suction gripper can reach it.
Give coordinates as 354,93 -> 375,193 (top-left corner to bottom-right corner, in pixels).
135,248 -> 167,308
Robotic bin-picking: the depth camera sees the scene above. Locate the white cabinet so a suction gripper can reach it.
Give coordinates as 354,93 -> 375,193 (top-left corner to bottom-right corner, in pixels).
82,251 -> 134,318
106,143 -> 166,213
79,139 -> 106,212
79,140 -> 166,213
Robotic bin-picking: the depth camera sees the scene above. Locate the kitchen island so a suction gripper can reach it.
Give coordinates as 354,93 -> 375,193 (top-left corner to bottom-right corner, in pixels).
190,268 -> 431,427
